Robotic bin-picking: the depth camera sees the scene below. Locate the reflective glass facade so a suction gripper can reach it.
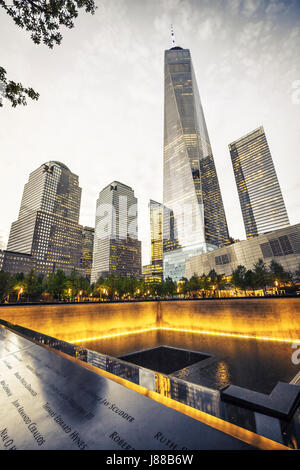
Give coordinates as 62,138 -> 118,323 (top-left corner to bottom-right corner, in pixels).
91,182 -> 142,283
229,127 -> 290,239
144,200 -> 164,282
7,161 -> 84,276
80,226 -> 95,281
163,47 -> 229,280
164,242 -> 217,281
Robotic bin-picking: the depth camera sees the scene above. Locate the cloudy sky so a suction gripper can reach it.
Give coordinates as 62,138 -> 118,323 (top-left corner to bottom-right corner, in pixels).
0,0 -> 299,265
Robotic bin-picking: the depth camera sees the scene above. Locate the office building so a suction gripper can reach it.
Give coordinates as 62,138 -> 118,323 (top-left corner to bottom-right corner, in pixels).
143,200 -> 163,282
163,44 -> 229,280
7,161 -> 84,276
80,226 -> 94,281
91,182 -> 142,283
229,126 -> 290,239
0,250 -> 35,276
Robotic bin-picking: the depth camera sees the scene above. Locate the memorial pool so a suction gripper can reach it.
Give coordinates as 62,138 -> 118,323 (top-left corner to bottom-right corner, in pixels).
0,299 -> 299,396
78,329 -> 299,394
1,300 -> 300,449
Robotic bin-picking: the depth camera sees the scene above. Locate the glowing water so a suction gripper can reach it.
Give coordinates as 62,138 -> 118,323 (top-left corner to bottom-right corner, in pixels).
77,329 -> 299,394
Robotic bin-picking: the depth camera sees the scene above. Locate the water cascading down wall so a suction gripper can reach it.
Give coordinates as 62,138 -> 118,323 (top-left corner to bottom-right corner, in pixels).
0,298 -> 300,344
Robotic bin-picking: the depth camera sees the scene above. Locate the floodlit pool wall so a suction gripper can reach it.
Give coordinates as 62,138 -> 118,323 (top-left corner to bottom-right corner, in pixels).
0,301 -> 158,343
159,298 -> 300,341
0,298 -> 299,343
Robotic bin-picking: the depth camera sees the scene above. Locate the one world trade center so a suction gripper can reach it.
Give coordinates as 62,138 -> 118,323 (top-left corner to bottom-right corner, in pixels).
163,43 -> 229,280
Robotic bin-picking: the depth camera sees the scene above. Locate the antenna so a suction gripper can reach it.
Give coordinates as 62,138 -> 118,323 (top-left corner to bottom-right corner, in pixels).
171,24 -> 176,47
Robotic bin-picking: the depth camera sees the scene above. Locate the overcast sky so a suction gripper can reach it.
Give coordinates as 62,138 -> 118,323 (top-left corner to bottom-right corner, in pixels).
0,0 -> 299,265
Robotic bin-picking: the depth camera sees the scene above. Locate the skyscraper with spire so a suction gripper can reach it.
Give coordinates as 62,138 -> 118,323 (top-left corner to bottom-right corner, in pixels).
163,39 -> 229,280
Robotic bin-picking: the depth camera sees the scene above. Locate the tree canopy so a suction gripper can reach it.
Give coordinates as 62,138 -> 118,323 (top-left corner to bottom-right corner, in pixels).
0,0 -> 96,107
0,258 -> 297,303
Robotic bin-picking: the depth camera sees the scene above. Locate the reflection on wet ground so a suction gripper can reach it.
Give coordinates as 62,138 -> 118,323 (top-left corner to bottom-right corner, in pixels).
78,329 -> 300,394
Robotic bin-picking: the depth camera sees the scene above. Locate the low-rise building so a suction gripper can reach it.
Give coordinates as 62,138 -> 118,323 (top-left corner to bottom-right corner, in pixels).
0,250 -> 35,276
186,224 -> 300,278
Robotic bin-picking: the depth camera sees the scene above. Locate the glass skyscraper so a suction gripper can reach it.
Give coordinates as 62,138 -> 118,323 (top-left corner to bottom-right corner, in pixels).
91,182 -> 142,283
229,126 -> 290,239
150,200 -> 163,279
143,200 -> 163,283
80,226 -> 95,281
163,46 -> 229,280
7,161 -> 84,276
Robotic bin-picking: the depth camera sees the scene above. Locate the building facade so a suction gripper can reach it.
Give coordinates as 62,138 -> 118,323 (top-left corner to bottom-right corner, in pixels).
91,182 -> 142,283
229,126 -> 290,239
0,250 -> 35,276
6,161 -> 84,277
143,200 -> 164,282
163,45 -> 229,280
186,224 -> 300,279
80,226 -> 94,281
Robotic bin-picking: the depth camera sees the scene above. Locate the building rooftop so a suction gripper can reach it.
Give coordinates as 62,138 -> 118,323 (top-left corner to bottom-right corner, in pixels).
45,161 -> 70,171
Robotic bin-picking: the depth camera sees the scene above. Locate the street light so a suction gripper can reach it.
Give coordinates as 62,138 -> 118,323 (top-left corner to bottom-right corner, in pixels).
17,287 -> 23,302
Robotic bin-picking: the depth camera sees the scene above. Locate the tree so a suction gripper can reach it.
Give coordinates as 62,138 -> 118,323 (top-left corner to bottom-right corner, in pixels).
208,270 -> 227,294
269,260 -> 292,286
199,273 -> 211,292
77,275 -> 91,297
0,270 -> 11,302
253,259 -> 269,292
101,275 -> 118,300
178,277 -> 189,298
67,268 -> 80,296
163,277 -> 177,298
12,272 -> 25,283
24,269 -> 43,301
136,278 -> 146,298
0,0 -> 96,107
0,67 -> 39,107
231,265 -> 247,294
206,269 -> 225,296
245,269 -> 256,293
94,276 -> 106,299
9,272 -> 26,301
295,265 -> 300,283
188,275 -> 201,297
48,269 -> 67,300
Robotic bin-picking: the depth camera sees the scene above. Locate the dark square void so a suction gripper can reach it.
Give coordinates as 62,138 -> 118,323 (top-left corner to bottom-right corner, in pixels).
119,345 -> 211,374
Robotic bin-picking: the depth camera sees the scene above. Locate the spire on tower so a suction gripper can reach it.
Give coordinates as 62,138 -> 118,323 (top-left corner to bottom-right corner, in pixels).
171,24 -> 176,47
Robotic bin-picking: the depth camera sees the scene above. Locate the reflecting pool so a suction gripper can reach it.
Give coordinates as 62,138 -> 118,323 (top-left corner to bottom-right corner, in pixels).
78,329 -> 300,394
